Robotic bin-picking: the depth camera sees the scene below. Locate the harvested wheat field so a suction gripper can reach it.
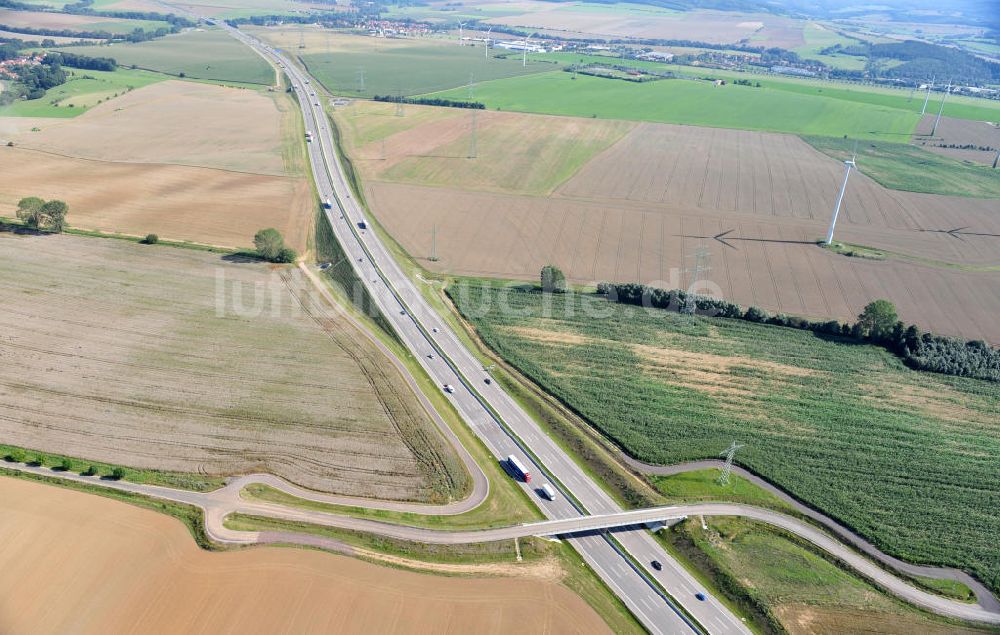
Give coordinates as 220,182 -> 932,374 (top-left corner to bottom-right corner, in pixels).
913,114 -> 1000,165
0,80 -> 311,250
0,233 -> 467,501
0,146 -> 311,250
0,477 -> 608,635
355,115 -> 1000,342
6,81 -> 288,175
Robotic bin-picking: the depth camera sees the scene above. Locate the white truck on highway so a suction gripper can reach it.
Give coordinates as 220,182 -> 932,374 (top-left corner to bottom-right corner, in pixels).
540,483 -> 556,500
507,455 -> 531,483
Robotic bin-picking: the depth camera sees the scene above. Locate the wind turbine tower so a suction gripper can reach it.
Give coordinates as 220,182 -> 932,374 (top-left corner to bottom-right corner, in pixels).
523,33 -> 535,68
467,73 -> 477,159
458,21 -> 465,45
931,82 -> 951,136
920,77 -> 934,116
484,26 -> 493,59
823,141 -> 857,245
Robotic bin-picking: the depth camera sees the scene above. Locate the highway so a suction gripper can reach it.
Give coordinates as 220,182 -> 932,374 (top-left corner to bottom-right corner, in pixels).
218,24 -> 748,635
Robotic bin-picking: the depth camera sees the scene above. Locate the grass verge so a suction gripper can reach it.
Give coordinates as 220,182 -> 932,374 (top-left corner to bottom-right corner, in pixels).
224,512 -> 546,566
1,445 -> 225,492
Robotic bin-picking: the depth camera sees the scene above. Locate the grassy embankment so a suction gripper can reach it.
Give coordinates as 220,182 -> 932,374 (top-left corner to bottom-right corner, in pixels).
448,284 -> 1000,597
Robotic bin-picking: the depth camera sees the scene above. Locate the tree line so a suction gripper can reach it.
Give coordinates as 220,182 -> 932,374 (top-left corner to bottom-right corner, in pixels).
597,282 -> 1000,382
372,95 -> 485,109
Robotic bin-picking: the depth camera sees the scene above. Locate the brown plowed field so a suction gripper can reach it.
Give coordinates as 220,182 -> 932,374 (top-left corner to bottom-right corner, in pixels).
0,80 -> 313,251
0,233 -> 464,500
6,81 -> 289,175
0,146 -> 311,251
369,182 -> 1000,342
913,114 -> 1000,165
0,476 -> 608,635
355,113 -> 999,341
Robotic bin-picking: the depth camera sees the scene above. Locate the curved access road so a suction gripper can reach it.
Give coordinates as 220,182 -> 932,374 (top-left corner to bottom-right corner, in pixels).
5,462 -> 999,626
625,458 -> 1000,615
283,263 -> 490,516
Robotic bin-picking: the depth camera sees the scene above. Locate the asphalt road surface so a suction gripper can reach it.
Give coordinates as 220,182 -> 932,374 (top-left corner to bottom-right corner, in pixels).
219,26 -> 747,635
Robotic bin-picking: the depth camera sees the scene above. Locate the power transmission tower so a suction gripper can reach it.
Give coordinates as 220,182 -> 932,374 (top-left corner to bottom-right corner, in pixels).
429,223 -> 439,261
717,441 -> 744,486
356,67 -> 366,93
684,245 -> 711,314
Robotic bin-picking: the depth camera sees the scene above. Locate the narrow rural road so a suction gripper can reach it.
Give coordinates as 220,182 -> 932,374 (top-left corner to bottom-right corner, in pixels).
5,462 -> 999,626
625,457 -> 1000,614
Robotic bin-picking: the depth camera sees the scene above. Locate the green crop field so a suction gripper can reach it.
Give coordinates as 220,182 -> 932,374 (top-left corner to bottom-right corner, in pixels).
794,23 -> 868,70
0,67 -> 162,117
804,136 -> 1000,198
64,29 -> 275,85
300,40 -> 554,97
449,284 -> 1000,594
430,70 -> 919,140
477,51 -> 999,127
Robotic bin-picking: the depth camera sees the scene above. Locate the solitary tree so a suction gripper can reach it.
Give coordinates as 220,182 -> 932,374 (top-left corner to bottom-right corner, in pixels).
540,265 -> 567,293
856,299 -> 898,341
110,467 -> 126,480
254,228 -> 285,261
143,233 -> 159,244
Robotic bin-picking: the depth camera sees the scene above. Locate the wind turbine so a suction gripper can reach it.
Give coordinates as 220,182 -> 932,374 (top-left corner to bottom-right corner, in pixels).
457,21 -> 465,45
920,76 -> 934,116
931,82 -> 951,136
522,32 -> 536,67
484,25 -> 493,59
824,140 -> 857,245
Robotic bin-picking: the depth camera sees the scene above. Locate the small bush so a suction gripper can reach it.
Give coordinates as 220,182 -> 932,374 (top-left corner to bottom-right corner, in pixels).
5,449 -> 25,463
82,465 -> 97,476
29,455 -> 45,467
57,458 -> 73,471
110,467 -> 126,480
143,233 -> 159,244
274,246 -> 297,263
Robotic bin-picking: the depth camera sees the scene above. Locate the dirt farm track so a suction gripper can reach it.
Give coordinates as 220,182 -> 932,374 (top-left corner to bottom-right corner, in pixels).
0,477 -> 608,635
361,121 -> 1000,343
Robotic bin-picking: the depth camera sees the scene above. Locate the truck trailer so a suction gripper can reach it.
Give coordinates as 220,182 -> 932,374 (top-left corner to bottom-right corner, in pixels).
507,455 -> 531,483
